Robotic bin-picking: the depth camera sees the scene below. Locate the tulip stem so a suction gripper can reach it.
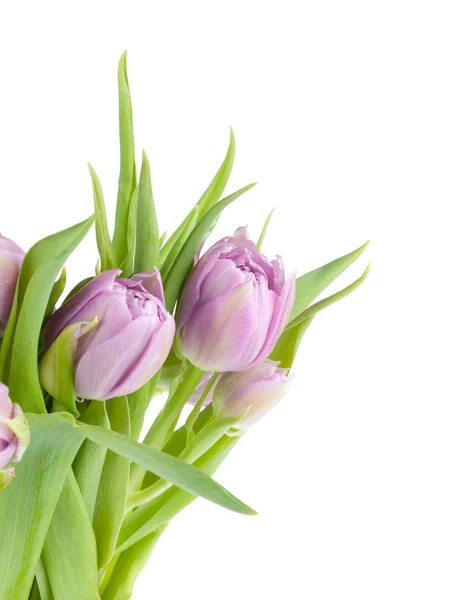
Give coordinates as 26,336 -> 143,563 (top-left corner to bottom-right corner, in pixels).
128,363 -> 204,491
184,371 -> 219,439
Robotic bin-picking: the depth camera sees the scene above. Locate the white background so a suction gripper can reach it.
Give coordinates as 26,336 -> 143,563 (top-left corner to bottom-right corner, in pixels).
1,2 -> 474,599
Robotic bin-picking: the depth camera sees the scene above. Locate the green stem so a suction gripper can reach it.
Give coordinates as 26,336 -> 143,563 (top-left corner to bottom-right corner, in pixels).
184,371 -> 219,437
128,363 -> 204,491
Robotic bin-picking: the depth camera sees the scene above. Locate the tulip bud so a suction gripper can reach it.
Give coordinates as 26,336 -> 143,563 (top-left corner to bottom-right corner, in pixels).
42,269 -> 175,401
177,227 -> 296,372
212,360 -> 290,429
0,235 -> 25,336
0,383 -> 30,488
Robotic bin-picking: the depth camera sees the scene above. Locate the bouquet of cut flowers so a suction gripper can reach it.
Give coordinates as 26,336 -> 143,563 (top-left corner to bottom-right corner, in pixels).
0,53 -> 369,600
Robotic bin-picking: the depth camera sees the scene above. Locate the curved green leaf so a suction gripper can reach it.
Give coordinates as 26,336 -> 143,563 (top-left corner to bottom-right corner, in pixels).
77,421 -> 255,517
271,263 -> 371,368
0,413 -> 83,600
159,128 -> 235,270
4,216 -> 95,413
163,183 -> 256,312
291,240 -> 369,321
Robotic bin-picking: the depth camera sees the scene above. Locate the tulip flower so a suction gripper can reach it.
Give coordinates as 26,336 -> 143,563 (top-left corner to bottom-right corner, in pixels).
0,235 -> 25,336
42,269 -> 175,401
177,227 -> 296,372
212,360 -> 290,429
0,383 -> 30,488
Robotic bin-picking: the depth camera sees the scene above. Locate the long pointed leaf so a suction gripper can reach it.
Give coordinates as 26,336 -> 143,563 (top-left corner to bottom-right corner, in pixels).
77,422 -> 255,516
291,240 -> 369,320
6,216 -> 95,412
271,263 -> 371,368
135,150 -> 160,273
88,163 -> 116,270
113,51 -> 136,266
163,183 -> 256,312
42,473 -> 98,600
0,413 -> 83,599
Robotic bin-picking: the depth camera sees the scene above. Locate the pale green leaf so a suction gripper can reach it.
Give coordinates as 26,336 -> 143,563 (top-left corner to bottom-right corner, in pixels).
94,397 -> 131,569
2,216 -> 95,412
88,163 -> 116,271
291,240 -> 369,321
42,473 -> 98,600
0,413 -> 83,599
271,263 -> 371,368
113,51 -> 137,266
135,150 -> 160,273
163,183 -> 256,312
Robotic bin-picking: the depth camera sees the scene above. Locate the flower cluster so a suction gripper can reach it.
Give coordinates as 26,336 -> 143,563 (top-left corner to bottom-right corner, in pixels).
0,53 -> 368,600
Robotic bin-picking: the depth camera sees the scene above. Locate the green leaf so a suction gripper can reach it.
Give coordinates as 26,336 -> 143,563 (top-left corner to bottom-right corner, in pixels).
35,560 -> 54,600
3,216 -> 95,413
113,51 -> 137,267
94,397 -> 131,569
271,263 -> 371,368
45,267 -> 67,318
116,434 -> 239,555
0,413 -> 84,600
291,240 -> 369,321
42,473 -> 98,600
88,163 -> 116,271
102,527 -> 167,600
163,183 -> 257,312
73,400 -> 111,520
257,207 -> 275,251
119,187 -> 138,277
39,320 -> 98,418
160,206 -> 199,279
128,370 -> 161,441
135,150 -> 160,273
77,421 -> 256,517
158,128 -> 235,268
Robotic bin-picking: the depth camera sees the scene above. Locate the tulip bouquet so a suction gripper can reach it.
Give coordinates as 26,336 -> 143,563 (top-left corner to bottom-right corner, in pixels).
0,53 -> 369,600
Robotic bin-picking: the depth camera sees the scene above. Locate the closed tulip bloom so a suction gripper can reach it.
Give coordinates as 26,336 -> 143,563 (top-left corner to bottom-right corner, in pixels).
177,227 -> 295,372
212,360 -> 290,429
0,383 -> 30,487
0,236 -> 25,336
42,269 -> 175,401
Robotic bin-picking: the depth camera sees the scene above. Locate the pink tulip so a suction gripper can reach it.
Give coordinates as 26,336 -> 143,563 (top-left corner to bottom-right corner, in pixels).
0,236 -> 25,336
42,269 -> 175,401
177,227 -> 295,372
0,383 -> 30,487
212,360 -> 290,429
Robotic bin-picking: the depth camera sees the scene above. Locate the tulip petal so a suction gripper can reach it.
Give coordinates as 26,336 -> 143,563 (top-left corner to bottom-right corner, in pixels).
43,269 -> 121,349
131,268 -> 165,303
75,315 -> 173,400
181,281 -> 259,371
177,241 -> 234,330
249,271 -> 296,368
108,315 -> 175,398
